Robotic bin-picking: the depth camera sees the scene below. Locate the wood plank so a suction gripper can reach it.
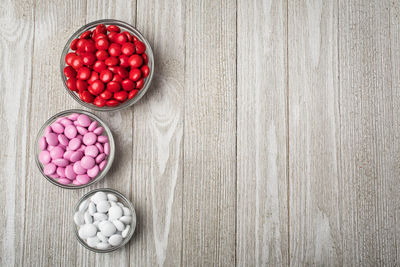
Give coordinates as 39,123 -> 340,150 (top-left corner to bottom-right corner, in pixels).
339,0 -> 399,265
288,0 -> 342,265
182,1 -> 237,266
131,0 -> 184,266
84,1 -> 136,266
22,0 -> 87,266
236,0 -> 288,266
0,0 -> 34,266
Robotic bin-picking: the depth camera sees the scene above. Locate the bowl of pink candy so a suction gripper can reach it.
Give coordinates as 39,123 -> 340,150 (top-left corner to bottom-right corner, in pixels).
35,109 -> 115,189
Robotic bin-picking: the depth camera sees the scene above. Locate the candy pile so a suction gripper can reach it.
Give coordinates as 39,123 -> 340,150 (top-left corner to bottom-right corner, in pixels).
63,24 -> 150,107
74,191 -> 133,249
38,113 -> 110,186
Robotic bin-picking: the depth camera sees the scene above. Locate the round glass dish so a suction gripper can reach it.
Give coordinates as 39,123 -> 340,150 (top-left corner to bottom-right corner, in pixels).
60,19 -> 154,111
35,109 -> 115,189
74,188 -> 137,253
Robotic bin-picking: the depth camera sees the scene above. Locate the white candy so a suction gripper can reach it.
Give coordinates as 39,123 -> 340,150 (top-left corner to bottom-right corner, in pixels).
96,242 -> 111,249
117,202 -> 124,208
74,212 -> 85,226
122,207 -> 131,216
119,216 -> 132,224
122,225 -> 130,238
78,224 -> 97,239
88,202 -> 96,215
112,220 -> 125,231
110,201 -> 117,207
79,199 -> 89,212
84,212 -> 93,224
109,234 -> 123,246
97,232 -> 108,243
93,213 -> 108,221
107,193 -> 118,202
91,191 -> 107,204
99,221 -> 116,237
108,206 -> 123,220
87,236 -> 100,248
96,200 -> 110,213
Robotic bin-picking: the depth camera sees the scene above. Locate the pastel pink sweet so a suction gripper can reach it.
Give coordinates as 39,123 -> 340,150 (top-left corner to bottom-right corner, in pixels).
81,156 -> 95,169
64,125 -> 77,139
73,161 -> 87,175
88,121 -> 98,131
64,150 -> 74,160
69,138 -> 81,150
65,165 -> 77,180
97,135 -> 108,143
83,132 -> 97,145
99,160 -> 107,171
68,113 -> 79,120
77,114 -> 91,127
49,173 -> 59,179
44,163 -> 56,175
57,167 -> 66,177
53,158 -> 69,167
72,179 -> 81,185
77,126 -> 88,135
95,143 -> 104,153
85,145 -> 99,157
39,136 -> 47,150
104,142 -> 110,155
70,150 -> 84,162
58,178 -> 72,185
51,122 -> 64,134
47,145 -> 55,151
45,132 -> 59,146
76,174 -> 90,184
56,117 -> 64,123
93,127 -> 104,135
44,126 -> 52,135
39,151 -> 51,164
58,134 -> 69,146
95,153 -> 106,164
73,120 -> 80,126
60,118 -> 73,126
87,165 -> 99,178
78,145 -> 86,152
49,146 -> 64,159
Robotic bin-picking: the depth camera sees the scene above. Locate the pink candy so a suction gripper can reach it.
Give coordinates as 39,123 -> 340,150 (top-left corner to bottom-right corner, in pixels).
38,112 -> 110,186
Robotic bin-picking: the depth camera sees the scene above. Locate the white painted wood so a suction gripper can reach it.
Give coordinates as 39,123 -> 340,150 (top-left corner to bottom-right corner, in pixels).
0,0 -> 34,266
237,0 -> 288,266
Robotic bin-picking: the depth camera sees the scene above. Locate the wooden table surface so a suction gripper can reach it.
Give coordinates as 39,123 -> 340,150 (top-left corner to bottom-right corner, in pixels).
1,0 -> 399,266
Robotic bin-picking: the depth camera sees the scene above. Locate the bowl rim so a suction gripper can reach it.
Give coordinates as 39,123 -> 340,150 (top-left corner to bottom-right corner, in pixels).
60,19 -> 154,112
73,188 -> 137,253
35,109 -> 115,189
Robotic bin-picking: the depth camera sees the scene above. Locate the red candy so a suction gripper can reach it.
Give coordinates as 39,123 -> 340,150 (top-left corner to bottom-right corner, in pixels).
64,23 -> 150,107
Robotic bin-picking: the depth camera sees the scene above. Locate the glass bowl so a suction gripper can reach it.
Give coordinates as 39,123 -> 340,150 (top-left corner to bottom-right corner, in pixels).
74,188 -> 137,253
60,19 -> 154,111
35,109 -> 115,189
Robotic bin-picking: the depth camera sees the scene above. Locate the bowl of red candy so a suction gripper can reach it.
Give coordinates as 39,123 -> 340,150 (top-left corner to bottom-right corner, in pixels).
60,19 -> 154,111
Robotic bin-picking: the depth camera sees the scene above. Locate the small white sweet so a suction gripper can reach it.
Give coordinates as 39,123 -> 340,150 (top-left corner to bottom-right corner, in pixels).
117,202 -> 124,208
108,234 -> 123,246
112,220 -> 125,231
107,193 -> 118,202
108,206 -> 123,220
87,236 -> 100,248
119,216 -> 132,224
90,191 -> 107,204
96,242 -> 111,250
96,200 -> 111,213
122,207 -> 131,216
88,202 -> 96,215
79,199 -> 89,212
93,213 -> 108,221
121,225 -> 130,238
93,221 -> 100,229
78,224 -> 97,239
110,201 -> 117,207
99,221 -> 116,237
74,212 -> 85,226
84,212 -> 93,224
97,232 -> 108,243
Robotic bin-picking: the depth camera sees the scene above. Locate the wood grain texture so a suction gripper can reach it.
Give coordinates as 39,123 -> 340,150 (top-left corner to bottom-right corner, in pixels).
130,0 -> 184,266
236,0 -> 288,266
182,1 -> 237,266
23,0 -> 86,266
288,0 -> 341,265
0,0 -> 34,266
339,0 -> 399,265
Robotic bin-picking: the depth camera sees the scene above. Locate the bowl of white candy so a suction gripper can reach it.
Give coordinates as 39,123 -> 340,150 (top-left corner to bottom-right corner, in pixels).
73,188 -> 136,252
